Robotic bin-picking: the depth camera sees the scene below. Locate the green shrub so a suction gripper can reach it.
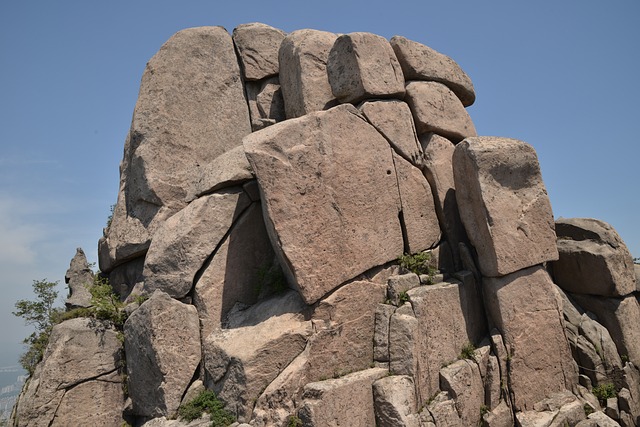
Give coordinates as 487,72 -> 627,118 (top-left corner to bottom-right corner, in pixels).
287,415 -> 303,427
398,252 -> 436,277
89,275 -> 126,327
178,390 -> 235,426
592,383 -> 617,401
458,342 -> 476,360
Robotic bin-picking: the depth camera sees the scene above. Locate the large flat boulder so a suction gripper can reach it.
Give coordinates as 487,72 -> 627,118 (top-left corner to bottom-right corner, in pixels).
189,145 -> 254,201
453,137 -> 558,277
405,81 -> 476,142
278,29 -> 338,118
232,23 -> 286,80
327,32 -> 405,104
244,104 -> 404,304
142,189 -> 251,298
102,26 -> 251,271
553,218 -> 636,297
483,265 -> 578,411
390,35 -> 475,106
124,291 -> 201,418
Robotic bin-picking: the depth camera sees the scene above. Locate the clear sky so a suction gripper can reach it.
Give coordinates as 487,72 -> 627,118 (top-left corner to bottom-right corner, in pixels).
1,1 -> 638,367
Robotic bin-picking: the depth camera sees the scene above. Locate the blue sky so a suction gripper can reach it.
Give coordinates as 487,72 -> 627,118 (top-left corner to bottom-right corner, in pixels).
1,1 -> 638,367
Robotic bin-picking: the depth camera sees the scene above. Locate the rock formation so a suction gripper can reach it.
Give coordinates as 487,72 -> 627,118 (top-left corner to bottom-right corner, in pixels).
12,22 -> 639,427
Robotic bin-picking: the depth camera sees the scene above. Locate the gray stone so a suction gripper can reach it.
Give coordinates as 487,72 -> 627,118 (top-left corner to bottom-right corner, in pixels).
405,81 -> 476,142
232,23 -> 286,80
483,266 -> 578,411
190,145 -> 254,201
389,304 -> 420,380
244,104 -> 404,304
605,397 -> 620,421
553,218 -> 636,297
427,392 -> 464,427
192,202 -> 275,337
453,137 -> 558,277
439,359 -> 484,426
373,375 -> 419,427
515,410 -> 557,426
143,189 -> 251,298
583,411 -> 622,426
635,265 -> 640,292
327,32 -> 405,104
278,29 -> 338,118
486,354 -> 502,410
108,255 -> 144,301
387,273 -> 420,306
298,368 -> 388,427
482,400 -> 513,427
390,35 -> 475,106
246,77 -> 286,131
103,27 -> 251,271
124,291 -> 201,417
374,303 -> 397,362
64,248 -> 93,309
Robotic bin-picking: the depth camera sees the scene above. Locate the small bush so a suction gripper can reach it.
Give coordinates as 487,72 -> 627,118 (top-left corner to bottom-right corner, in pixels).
398,291 -> 410,305
398,252 -> 436,277
178,390 -> 235,426
583,403 -> 595,417
592,383 -> 617,401
459,342 -> 476,360
287,415 -> 303,427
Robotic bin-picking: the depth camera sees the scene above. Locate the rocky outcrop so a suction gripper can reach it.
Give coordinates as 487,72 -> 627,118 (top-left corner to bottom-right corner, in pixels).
64,248 -> 93,308
14,23 -> 639,427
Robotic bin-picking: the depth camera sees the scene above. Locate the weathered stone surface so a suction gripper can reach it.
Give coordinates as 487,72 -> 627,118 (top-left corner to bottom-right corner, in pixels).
143,189 -> 251,298
298,368 -> 388,427
244,104 -> 404,304
374,303 -> 396,362
421,133 -> 467,270
193,202 -> 275,337
635,265 -> 640,292
232,23 -> 286,80
327,32 -> 405,104
203,301 -> 310,421
485,354 -> 502,410
140,417 -> 210,427
103,27 -> 251,271
246,77 -> 286,131
279,29 -> 338,118
124,291 -> 201,417
390,35 -> 475,106
190,145 -> 254,200
64,248 -> 93,309
571,294 -> 640,367
13,318 -> 123,427
359,100 -> 423,166
515,410 -> 557,426
439,359 -> 484,426
389,303 -> 420,380
109,255 -> 144,301
387,273 -> 420,306
373,375 -> 419,427
394,152 -> 441,253
621,363 -> 640,425
483,265 -> 578,411
578,411 -> 622,426
482,400 -> 513,427
405,81 -> 476,142
553,218 -> 636,297
453,137 -> 558,277
427,392 -> 464,427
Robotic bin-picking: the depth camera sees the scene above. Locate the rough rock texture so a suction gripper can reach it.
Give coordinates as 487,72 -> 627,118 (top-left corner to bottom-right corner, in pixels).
553,218 -> 636,297
427,392 -> 464,426
483,265 -> 578,411
124,291 -> 201,417
13,318 -> 124,427
390,35 -> 475,107
298,368 -> 388,427
246,77 -> 286,130
143,189 -> 251,298
439,359 -> 484,426
108,255 -> 144,300
232,23 -> 286,80
373,303 -> 396,363
453,136 -> 558,277
189,145 -> 254,201
327,32 -> 405,104
64,248 -> 93,308
244,104 -> 404,304
405,81 -> 476,142
372,375 -> 419,427
100,26 -> 251,271
278,29 -> 338,118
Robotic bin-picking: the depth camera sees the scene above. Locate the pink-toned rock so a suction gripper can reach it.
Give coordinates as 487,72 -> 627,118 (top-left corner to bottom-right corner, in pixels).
439,359 -> 484,427
372,375 -> 419,427
189,145 -> 254,201
278,29 -> 338,118
232,23 -> 286,80
483,265 -> 578,411
142,189 -> 251,298
553,218 -> 636,297
390,35 -> 475,106
245,77 -> 286,131
327,32 -> 405,104
359,100 -> 423,166
405,81 -> 476,142
193,202 -> 275,337
101,27 -> 251,271
453,137 -> 559,277
244,104 -> 404,304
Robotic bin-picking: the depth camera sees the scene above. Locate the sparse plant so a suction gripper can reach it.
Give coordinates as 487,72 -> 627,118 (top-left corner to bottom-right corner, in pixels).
287,415 -> 303,427
621,354 -> 629,363
89,275 -> 126,327
398,252 -> 436,279
106,204 -> 115,229
592,383 -> 617,402
583,403 -> 595,417
398,291 -> 410,305
459,342 -> 476,360
178,390 -> 235,426
480,404 -> 489,417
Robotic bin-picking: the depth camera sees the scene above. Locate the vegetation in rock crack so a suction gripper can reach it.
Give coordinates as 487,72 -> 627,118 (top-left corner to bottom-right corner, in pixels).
458,342 -> 476,360
583,403 -> 595,417
58,275 -> 126,328
398,251 -> 436,279
398,290 -> 410,305
287,415 -> 303,427
592,383 -> 617,401
479,404 -> 489,417
106,203 -> 115,229
178,390 -> 235,426
12,279 -> 62,375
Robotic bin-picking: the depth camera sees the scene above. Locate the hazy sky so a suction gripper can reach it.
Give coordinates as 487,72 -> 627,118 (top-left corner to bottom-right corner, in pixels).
1,1 -> 638,366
